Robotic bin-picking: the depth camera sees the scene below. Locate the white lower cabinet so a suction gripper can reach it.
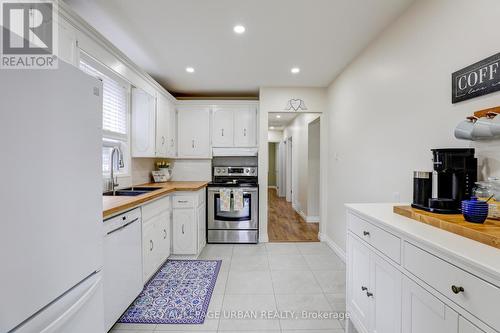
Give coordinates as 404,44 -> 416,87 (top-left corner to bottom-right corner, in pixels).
172,189 -> 206,255
347,234 -> 401,333
346,210 -> 498,333
142,196 -> 171,283
402,277 -> 458,333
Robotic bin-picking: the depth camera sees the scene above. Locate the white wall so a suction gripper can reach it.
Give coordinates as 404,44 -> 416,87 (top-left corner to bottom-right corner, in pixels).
283,113 -> 320,218
325,0 -> 500,251
268,130 -> 283,143
260,87 -> 327,113
308,119 -> 320,219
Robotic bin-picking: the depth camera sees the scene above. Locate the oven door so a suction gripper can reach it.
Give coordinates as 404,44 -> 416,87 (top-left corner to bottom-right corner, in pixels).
208,187 -> 258,229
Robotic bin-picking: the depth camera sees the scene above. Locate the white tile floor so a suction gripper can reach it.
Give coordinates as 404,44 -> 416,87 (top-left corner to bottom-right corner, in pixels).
110,242 -> 347,333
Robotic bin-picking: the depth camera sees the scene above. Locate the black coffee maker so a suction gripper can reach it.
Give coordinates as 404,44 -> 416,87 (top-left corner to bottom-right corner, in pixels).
412,148 -> 477,214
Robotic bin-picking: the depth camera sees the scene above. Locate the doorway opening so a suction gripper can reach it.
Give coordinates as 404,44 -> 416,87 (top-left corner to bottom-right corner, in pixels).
267,112 -> 321,242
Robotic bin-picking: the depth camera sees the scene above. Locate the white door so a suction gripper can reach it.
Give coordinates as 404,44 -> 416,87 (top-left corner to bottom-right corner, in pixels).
234,106 -> 257,147
156,210 -> 171,264
156,93 -> 170,157
132,88 -> 156,157
177,106 -> 210,157
402,277 -> 458,333
370,253 -> 402,333
167,102 -> 177,157
142,219 -> 158,282
459,317 -> 485,333
212,107 -> 234,147
173,209 -> 196,254
347,235 -> 371,333
197,203 -> 206,252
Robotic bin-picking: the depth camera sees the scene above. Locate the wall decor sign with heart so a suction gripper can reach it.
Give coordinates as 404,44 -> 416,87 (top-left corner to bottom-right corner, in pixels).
284,99 -> 308,112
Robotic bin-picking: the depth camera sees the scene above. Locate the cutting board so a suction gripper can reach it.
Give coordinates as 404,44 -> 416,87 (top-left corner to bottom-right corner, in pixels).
393,206 -> 500,249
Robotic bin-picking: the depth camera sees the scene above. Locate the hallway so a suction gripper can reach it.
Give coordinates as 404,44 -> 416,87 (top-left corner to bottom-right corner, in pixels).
268,188 -> 319,242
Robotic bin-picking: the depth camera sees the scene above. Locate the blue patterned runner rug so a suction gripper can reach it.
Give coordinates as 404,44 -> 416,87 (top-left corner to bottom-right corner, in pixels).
119,259 -> 221,324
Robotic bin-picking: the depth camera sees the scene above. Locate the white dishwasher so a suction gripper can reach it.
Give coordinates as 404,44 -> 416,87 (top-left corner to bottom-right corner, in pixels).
103,208 -> 143,332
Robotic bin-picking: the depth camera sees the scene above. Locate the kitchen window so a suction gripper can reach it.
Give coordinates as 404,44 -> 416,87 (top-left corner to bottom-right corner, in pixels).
79,53 -> 131,176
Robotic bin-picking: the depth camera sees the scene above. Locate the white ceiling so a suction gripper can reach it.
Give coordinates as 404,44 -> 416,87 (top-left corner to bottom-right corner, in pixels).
268,112 -> 300,130
65,0 -> 414,97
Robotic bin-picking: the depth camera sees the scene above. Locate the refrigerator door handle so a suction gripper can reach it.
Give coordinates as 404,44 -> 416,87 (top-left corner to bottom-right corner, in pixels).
38,276 -> 101,333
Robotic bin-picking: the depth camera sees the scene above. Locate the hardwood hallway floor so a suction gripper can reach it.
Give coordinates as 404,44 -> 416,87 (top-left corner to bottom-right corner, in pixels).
268,188 -> 319,242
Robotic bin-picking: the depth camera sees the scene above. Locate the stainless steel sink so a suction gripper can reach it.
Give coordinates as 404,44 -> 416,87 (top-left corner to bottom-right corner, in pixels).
122,187 -> 163,192
103,190 -> 149,197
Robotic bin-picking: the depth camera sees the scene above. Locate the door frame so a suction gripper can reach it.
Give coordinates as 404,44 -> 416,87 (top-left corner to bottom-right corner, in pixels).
285,136 -> 293,203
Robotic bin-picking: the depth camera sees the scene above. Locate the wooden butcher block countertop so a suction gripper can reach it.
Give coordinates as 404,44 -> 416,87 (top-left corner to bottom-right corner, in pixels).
103,181 -> 208,219
394,205 -> 500,249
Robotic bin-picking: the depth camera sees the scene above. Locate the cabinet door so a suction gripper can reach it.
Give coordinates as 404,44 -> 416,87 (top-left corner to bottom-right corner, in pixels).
132,88 -> 156,157
142,220 -> 158,282
402,277 -> 458,333
347,234 -> 371,333
156,210 -> 171,264
155,93 -> 170,158
212,107 -> 234,147
57,18 -> 78,66
166,103 -> 177,158
177,106 -> 210,157
172,209 -> 196,254
370,253 -> 402,333
234,106 -> 257,147
459,317 -> 485,333
197,203 -> 206,253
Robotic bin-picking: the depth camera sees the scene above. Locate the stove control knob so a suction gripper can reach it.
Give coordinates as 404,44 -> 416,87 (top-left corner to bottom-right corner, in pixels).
251,169 -> 256,174
245,168 -> 250,174
216,168 -> 221,174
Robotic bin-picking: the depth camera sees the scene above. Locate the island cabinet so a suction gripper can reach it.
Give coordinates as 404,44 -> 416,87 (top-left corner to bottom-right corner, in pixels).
345,205 -> 499,333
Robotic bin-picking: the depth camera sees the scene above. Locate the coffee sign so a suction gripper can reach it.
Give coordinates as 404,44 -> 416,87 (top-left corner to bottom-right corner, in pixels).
452,52 -> 500,103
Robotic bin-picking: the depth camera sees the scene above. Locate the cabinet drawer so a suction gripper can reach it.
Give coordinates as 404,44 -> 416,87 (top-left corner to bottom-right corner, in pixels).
404,241 -> 500,330
348,213 -> 401,264
142,195 -> 171,221
173,195 -> 195,208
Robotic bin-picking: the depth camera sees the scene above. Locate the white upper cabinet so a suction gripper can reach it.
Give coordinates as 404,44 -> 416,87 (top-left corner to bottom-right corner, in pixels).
210,104 -> 258,148
212,107 -> 234,147
234,105 -> 257,147
156,93 -> 174,158
131,88 -> 156,157
177,106 -> 211,158
57,18 -> 79,66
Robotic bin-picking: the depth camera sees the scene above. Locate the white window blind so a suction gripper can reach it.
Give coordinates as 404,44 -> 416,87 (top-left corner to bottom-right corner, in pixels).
79,60 -> 128,138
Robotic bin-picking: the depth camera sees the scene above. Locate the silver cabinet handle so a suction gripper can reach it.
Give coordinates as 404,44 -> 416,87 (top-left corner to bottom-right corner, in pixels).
163,229 -> 167,239
177,200 -> 189,203
182,224 -> 185,234
244,128 -> 247,136
161,136 -> 165,145
171,138 -> 174,147
361,286 -> 368,291
363,231 -> 370,236
150,239 -> 154,251
192,140 -> 195,148
366,292 -> 374,297
221,128 -> 224,137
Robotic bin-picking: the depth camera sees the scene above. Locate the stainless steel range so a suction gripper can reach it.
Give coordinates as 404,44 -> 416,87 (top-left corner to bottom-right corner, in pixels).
207,166 -> 259,244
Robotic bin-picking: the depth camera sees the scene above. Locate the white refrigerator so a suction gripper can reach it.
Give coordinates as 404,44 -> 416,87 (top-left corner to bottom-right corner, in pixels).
0,61 -> 105,333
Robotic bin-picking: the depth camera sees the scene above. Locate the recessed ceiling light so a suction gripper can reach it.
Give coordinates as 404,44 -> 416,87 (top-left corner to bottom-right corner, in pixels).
291,67 -> 300,74
276,115 -> 281,118
186,67 -> 195,73
233,25 -> 246,34
270,126 -> 275,130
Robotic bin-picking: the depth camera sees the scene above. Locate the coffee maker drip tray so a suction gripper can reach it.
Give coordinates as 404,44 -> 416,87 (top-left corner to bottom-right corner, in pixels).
412,198 -> 460,214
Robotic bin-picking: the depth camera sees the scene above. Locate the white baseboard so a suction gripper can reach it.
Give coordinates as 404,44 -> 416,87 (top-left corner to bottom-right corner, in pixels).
296,209 -> 320,223
319,232 -> 346,263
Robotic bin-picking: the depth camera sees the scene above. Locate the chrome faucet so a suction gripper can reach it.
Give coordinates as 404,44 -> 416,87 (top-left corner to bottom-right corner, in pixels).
110,146 -> 124,195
